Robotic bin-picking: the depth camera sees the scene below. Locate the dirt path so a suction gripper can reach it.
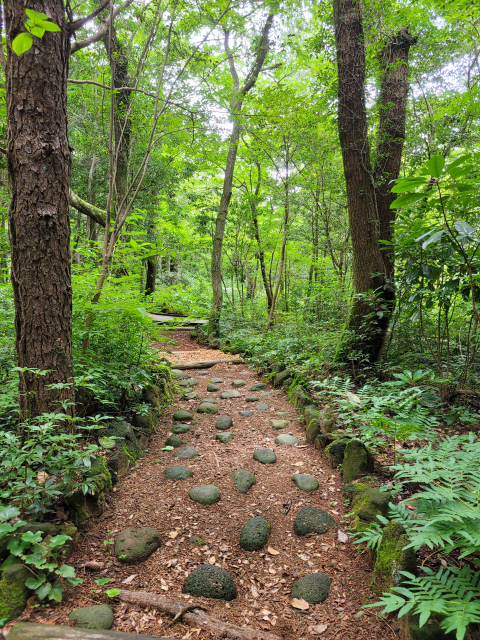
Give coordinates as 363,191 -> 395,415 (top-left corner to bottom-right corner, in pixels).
21,332 -> 396,640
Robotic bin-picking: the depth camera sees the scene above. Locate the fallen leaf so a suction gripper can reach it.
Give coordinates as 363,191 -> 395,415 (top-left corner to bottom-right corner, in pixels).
292,461 -> 304,467
268,546 -> 280,555
259,622 -> 271,630
168,531 -> 179,539
37,472 -> 48,483
330,510 -> 340,515
251,586 -> 259,598
291,598 -> 309,611
346,390 -> 361,405
122,574 -> 137,584
209,556 -> 216,564
313,624 -> 328,634
337,530 -> 349,543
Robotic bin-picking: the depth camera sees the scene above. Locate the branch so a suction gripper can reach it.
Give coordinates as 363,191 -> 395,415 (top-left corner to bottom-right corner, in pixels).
69,190 -> 106,226
68,0 -> 110,32
71,0 -> 134,54
241,14 -> 275,96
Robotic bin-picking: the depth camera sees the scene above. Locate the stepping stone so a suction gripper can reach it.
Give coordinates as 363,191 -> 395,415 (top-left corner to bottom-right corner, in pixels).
221,390 -> 241,399
210,378 -> 224,384
232,469 -> 256,493
292,473 -> 319,492
173,410 -> 193,421
183,565 -> 237,600
291,573 -> 331,604
250,383 -> 266,391
179,380 -> 192,387
240,516 -> 271,551
276,411 -> 289,416
186,378 -> 199,386
216,432 -> 234,443
253,448 -> 276,464
69,605 -> 114,630
233,379 -> 247,387
114,527 -> 161,563
245,396 -> 259,403
197,372 -> 209,376
183,391 -> 198,400
164,465 -> 193,480
294,506 -> 335,536
171,370 -> 189,379
174,446 -> 198,460
256,403 -> 269,411
240,410 -> 253,417
275,434 -> 298,445
216,416 -> 233,430
189,485 -> 221,505
207,383 -> 220,392
260,391 -> 272,397
197,402 -> 218,414
172,424 -> 191,434
270,419 -> 289,430
165,435 -> 183,448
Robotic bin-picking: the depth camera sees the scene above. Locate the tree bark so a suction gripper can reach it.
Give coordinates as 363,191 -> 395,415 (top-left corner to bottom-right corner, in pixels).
8,622 -> 171,640
145,256 -> 158,295
5,0 -> 74,418
208,14 -> 275,336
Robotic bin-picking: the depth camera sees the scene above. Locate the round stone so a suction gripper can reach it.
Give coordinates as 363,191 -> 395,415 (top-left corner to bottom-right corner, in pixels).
186,378 -> 199,386
210,378 -> 224,384
292,474 -> 319,492
250,383 -> 266,391
245,396 -> 259,403
240,516 -> 270,551
260,391 -> 272,397
232,469 -> 256,493
294,506 -> 335,536
216,432 -> 234,443
270,419 -> 289,430
173,410 -> 193,421
69,605 -> 114,630
255,403 -> 269,411
183,565 -> 237,601
232,380 -> 247,387
291,573 -> 331,604
221,390 -> 241,399
165,435 -> 183,448
189,485 -> 221,505
207,383 -> 220,392
114,527 -> 161,563
171,370 -> 189,379
183,391 -> 197,400
275,434 -> 298,445
240,410 -> 253,417
163,465 -> 193,480
172,424 -> 191,434
178,379 -> 192,387
174,446 -> 199,460
253,448 -> 276,464
216,416 -> 233,430
197,402 -> 218,414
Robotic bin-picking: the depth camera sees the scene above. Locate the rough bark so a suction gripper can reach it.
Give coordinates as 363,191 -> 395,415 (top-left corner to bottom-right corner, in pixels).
6,0 -> 74,418
208,14 -> 275,336
145,256 -> 158,295
8,622 -> 172,639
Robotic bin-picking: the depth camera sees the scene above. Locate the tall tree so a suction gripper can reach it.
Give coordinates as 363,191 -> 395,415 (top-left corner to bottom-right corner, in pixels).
333,0 -> 413,363
208,13 -> 275,336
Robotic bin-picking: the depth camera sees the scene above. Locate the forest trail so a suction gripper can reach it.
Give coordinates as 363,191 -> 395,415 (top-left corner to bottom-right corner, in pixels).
22,332 -> 395,640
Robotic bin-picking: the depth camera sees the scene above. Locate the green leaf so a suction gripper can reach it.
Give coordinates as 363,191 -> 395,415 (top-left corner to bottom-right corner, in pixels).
7,538 -> 28,556
422,230 -> 444,250
105,588 -> 121,598
0,555 -> 18,570
38,20 -> 61,32
25,8 -> 48,21
12,32 -> 33,55
21,531 -> 43,544
390,193 -> 425,209
95,578 -> 110,585
49,534 -> 71,547
55,564 -> 76,578
391,178 -> 427,193
0,506 -> 20,521
36,582 -> 52,600
49,582 -> 63,602
30,26 -> 45,38
26,574 -> 46,590
427,155 -> 445,178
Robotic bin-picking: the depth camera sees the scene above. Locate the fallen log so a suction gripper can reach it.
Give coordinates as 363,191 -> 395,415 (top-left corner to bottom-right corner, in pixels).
172,358 -> 243,369
7,623 -> 172,639
119,590 -> 282,640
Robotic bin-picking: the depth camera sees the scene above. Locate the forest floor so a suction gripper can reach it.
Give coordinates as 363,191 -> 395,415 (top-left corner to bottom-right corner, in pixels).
12,331 -> 397,640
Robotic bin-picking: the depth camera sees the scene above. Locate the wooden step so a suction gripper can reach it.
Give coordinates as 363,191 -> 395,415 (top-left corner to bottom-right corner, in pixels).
7,623 -> 173,640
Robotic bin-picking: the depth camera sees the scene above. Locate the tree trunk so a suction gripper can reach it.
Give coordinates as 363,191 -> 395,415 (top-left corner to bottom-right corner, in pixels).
333,0 -> 392,364
250,162 -> 273,309
5,0 -> 74,419
145,256 -> 158,295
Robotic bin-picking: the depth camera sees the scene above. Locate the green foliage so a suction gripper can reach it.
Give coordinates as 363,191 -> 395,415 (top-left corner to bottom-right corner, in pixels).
12,9 -> 60,56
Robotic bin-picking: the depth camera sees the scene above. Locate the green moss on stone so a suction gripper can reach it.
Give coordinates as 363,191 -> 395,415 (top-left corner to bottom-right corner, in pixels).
342,440 -> 374,483
371,521 -> 417,595
0,564 -> 29,621
351,488 -> 391,532
183,565 -> 237,601
291,573 -> 331,604
240,517 -> 270,551
325,438 -> 350,467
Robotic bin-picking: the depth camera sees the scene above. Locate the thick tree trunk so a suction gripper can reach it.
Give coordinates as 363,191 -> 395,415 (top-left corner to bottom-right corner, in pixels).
5,0 -> 74,418
333,0 -> 391,364
249,162 -> 273,309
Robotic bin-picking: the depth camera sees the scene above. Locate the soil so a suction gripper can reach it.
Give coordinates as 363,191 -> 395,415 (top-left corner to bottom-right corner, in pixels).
11,332 -> 397,640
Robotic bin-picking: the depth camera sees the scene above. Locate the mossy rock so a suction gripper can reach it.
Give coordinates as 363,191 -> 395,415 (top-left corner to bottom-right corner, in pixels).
216,432 -> 234,443
306,419 -> 320,444
221,390 -> 241,399
207,383 -> 220,392
69,605 -> 114,630
143,384 -> 165,409
91,456 -> 113,492
183,565 -> 237,601
246,396 -> 259,403
325,438 -> 350,468
371,521 -> 417,595
197,402 -> 218,414
131,408 -> 157,434
232,470 -> 256,494
274,369 -> 291,387
174,446 -> 198,460
292,474 -> 319,492
102,420 -> 143,465
275,434 -> 298,445
342,482 -> 369,497
163,465 -> 193,480
171,370 -> 190,379
165,435 -> 184,448
270,419 -> 289,430
314,434 -> 328,450
291,573 -> 331,604
400,611 -> 457,640
250,383 -> 266,391
351,487 -> 391,531
342,440 -> 374,483
172,423 -> 191,434
304,404 -> 320,424
0,564 -> 29,621
318,405 -> 336,434
233,379 -> 247,387
253,448 -> 276,464
240,517 -> 270,551
107,448 -> 130,479
294,506 -> 335,536
189,485 -> 221,505
115,527 -> 161,563
173,410 -> 193,421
